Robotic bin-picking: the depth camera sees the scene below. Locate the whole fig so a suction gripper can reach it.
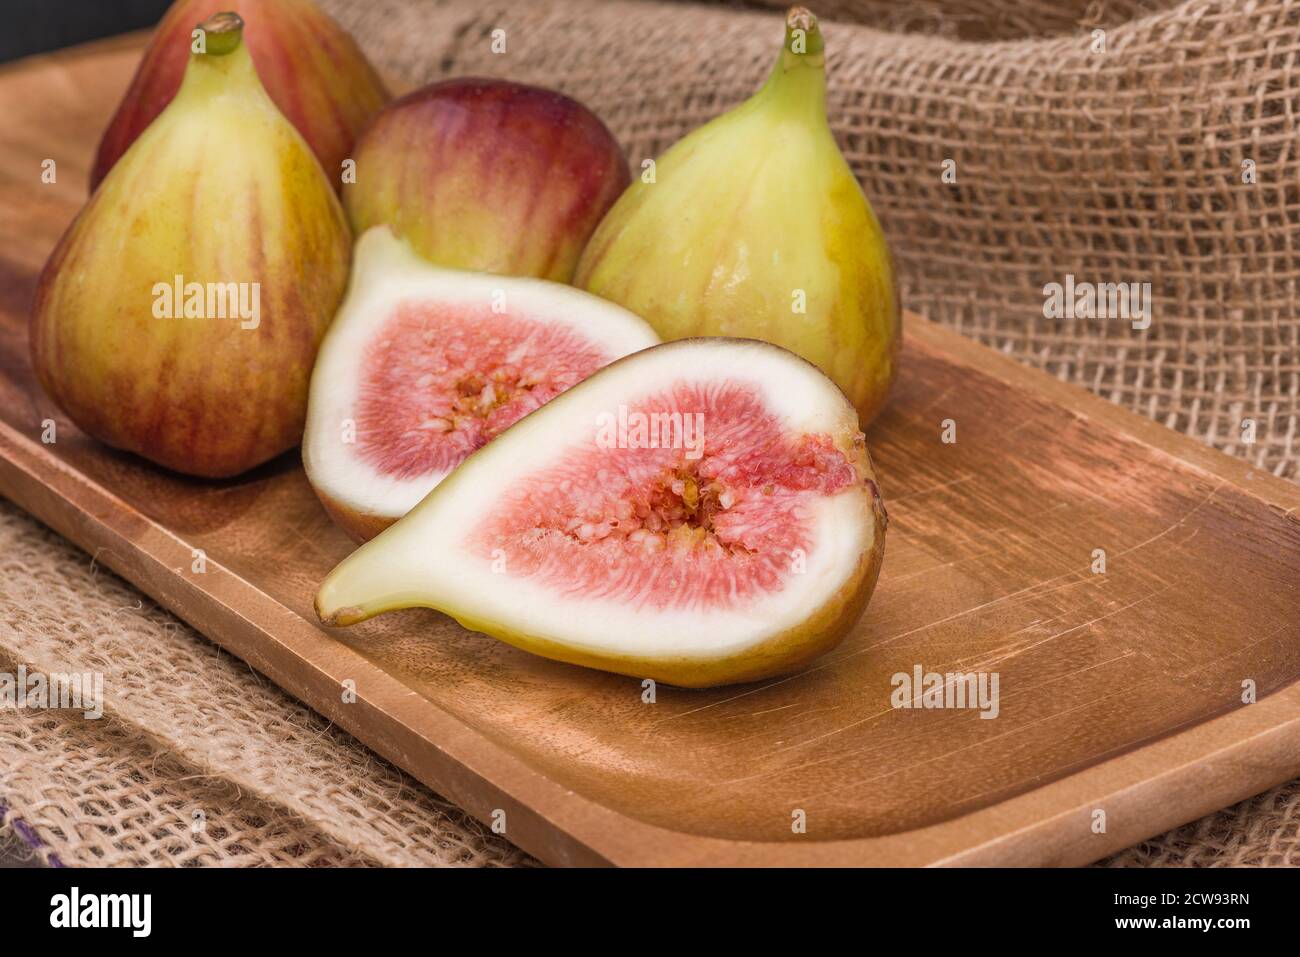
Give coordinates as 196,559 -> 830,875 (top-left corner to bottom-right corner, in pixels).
576,6 -> 900,425
32,12 -> 352,478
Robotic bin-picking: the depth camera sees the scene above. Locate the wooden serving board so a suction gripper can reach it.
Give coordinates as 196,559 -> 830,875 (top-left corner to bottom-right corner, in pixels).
3,35 -> 1300,868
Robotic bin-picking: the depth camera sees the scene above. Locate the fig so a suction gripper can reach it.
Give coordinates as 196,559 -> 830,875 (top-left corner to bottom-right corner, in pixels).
302,227 -> 661,541
344,78 -> 630,282
92,0 -> 389,192
576,6 -> 900,426
32,12 -> 351,479
315,338 -> 888,688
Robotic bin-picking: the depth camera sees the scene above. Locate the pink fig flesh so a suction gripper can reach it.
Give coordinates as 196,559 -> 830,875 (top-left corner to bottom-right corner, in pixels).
355,303 -> 620,481
302,227 -> 659,541
472,381 -> 863,611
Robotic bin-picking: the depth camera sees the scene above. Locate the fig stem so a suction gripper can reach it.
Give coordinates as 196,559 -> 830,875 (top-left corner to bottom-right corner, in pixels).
196,11 -> 244,57
177,11 -> 257,102
760,6 -> 826,114
784,6 -> 824,57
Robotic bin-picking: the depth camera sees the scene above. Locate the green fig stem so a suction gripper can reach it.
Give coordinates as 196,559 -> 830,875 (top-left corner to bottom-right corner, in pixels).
784,6 -> 824,57
760,6 -> 827,115
197,12 -> 245,57
176,12 -> 257,102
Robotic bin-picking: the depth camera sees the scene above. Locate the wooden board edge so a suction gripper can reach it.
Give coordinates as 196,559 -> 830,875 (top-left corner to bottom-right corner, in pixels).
0,30 -> 150,83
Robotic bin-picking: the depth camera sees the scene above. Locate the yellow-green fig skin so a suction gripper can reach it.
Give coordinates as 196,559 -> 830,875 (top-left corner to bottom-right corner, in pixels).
31,13 -> 351,479
575,7 -> 900,426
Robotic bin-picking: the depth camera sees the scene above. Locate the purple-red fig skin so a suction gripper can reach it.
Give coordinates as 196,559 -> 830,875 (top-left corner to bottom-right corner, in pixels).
345,78 -> 631,282
91,0 -> 389,192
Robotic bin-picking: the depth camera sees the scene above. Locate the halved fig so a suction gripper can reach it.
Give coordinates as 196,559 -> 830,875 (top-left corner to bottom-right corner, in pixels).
303,227 -> 660,540
315,338 -> 888,688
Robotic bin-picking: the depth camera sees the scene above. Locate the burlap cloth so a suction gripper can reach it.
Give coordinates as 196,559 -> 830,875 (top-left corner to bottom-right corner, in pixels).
3,0 -> 1299,866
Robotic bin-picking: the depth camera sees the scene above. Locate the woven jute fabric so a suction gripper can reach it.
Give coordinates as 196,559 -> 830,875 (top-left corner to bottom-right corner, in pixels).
0,499 -> 532,867
4,0 -> 1298,867
720,1 -> 1177,41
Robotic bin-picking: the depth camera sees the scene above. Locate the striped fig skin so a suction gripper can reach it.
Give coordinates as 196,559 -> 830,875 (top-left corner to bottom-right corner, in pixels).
33,20 -> 351,479
91,0 -> 389,193
345,78 -> 630,283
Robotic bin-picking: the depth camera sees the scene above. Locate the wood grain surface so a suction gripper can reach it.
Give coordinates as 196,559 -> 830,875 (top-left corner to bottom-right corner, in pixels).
1,34 -> 1298,866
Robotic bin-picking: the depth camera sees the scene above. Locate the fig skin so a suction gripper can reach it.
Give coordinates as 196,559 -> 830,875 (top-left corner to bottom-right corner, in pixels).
91,0 -> 389,193
345,78 -> 631,283
576,6 -> 900,427
317,493 -> 392,544
32,14 -> 351,479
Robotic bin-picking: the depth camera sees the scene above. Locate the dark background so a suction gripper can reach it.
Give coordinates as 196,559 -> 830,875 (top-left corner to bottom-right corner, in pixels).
1,1 -> 171,64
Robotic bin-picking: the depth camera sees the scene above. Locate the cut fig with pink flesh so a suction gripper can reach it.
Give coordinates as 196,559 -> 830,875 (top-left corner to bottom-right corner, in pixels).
315,338 -> 888,688
303,226 -> 660,541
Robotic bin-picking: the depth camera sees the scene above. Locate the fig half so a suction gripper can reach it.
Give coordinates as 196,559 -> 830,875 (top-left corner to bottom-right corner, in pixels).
315,338 -> 888,688
303,227 -> 660,540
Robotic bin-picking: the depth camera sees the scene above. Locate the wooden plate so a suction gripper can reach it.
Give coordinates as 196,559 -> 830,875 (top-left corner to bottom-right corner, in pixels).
2,35 -> 1298,867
